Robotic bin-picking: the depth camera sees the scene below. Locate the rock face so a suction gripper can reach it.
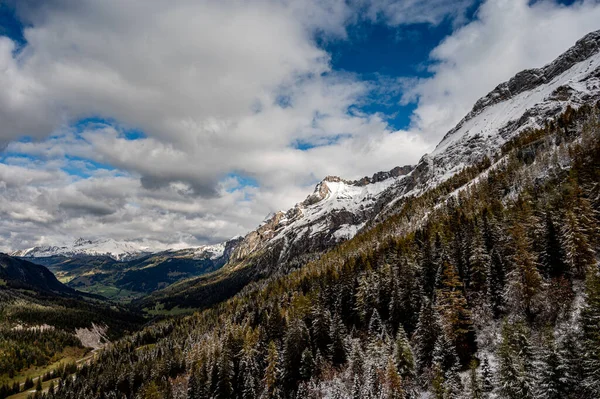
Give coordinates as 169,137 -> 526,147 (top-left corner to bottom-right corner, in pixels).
228,165 -> 414,266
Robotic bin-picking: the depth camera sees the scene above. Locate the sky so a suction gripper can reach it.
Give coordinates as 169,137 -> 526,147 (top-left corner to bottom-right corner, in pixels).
0,0 -> 599,251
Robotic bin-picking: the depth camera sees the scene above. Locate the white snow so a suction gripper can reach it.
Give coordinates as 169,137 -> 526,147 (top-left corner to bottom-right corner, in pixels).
269,176 -> 402,243
433,51 -> 600,157
11,238 -> 153,261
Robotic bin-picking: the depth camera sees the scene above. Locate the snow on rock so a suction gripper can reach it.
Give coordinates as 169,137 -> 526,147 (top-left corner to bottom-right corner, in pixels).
11,238 -> 153,261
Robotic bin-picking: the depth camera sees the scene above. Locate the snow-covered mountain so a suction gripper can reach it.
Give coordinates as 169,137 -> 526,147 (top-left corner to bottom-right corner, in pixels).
227,29 -> 600,269
229,166 -> 413,265
11,238 -> 154,261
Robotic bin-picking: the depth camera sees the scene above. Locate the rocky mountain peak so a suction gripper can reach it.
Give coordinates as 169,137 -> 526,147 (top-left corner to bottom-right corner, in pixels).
440,29 -> 600,145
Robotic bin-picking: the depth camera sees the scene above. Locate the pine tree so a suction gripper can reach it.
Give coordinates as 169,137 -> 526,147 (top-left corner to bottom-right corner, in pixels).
393,326 -> 415,380
556,326 -> 585,399
480,356 -> 494,393
465,360 -> 483,399
435,258 -> 474,365
412,298 -> 440,374
215,345 -> 234,399
328,313 -> 347,366
310,306 -> 331,358
535,333 -> 566,399
503,224 -> 544,320
263,341 -> 281,399
540,212 -> 567,279
561,209 -> 595,279
497,321 -> 534,399
468,228 -> 491,296
581,269 -> 600,397
299,348 -> 314,381
282,318 -> 309,391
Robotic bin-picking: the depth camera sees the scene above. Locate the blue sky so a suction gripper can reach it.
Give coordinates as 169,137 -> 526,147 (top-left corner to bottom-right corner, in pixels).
0,0 -> 599,250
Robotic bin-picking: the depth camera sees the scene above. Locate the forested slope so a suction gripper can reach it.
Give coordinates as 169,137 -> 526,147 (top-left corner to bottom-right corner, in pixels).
41,102 -> 600,398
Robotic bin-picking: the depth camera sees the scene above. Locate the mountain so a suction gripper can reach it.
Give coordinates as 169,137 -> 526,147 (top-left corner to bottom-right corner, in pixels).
47,30 -> 600,399
140,30 -> 600,312
0,253 -> 79,296
20,237 -> 243,301
11,237 -> 154,261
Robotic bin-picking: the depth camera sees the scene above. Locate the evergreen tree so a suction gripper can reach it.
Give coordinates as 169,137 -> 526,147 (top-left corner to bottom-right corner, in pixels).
328,313 -> 347,366
393,326 -> 415,380
561,209 -> 595,279
282,318 -> 309,391
480,356 -> 494,394
412,298 -> 440,374
540,212 -> 567,279
465,360 -> 483,399
497,321 -> 534,399
262,341 -> 281,399
435,258 -> 474,365
535,333 -> 566,399
581,269 -> 600,397
299,348 -> 314,381
503,224 -> 544,320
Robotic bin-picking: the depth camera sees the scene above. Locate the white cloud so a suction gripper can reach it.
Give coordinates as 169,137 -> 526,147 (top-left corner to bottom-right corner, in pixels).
1,0 -> 599,250
405,0 -> 600,142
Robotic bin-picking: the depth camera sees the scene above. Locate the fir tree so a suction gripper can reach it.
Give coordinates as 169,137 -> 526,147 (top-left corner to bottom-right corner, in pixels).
480,356 -> 494,393
435,258 -> 474,365
581,269 -> 600,397
503,224 -> 544,320
393,326 -> 415,380
299,349 -> 314,381
535,333 -> 566,399
465,360 -> 483,399
561,209 -> 595,279
262,341 -> 281,399
412,298 -> 440,374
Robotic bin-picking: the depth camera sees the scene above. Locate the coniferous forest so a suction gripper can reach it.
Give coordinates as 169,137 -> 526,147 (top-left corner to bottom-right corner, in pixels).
9,102 -> 597,399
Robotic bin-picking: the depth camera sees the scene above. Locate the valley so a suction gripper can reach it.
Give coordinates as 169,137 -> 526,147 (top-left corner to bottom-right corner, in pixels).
1,22 -> 600,399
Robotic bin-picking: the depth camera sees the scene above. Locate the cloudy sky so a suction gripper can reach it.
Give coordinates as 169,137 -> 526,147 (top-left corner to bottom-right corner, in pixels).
0,0 -> 599,251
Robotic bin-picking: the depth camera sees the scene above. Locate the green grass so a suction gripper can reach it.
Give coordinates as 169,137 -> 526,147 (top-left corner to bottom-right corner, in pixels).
7,377 -> 60,399
143,303 -> 195,316
74,284 -> 144,302
0,347 -> 88,387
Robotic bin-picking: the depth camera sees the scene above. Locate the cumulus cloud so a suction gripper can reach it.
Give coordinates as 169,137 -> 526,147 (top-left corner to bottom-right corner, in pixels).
0,0 -> 599,250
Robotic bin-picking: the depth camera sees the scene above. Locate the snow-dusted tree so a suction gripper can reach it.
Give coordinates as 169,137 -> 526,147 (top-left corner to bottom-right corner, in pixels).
468,228 -> 491,296
310,305 -> 331,357
556,326 -> 585,399
480,356 -> 494,394
535,333 -> 566,399
282,318 -> 309,390
393,326 -> 415,380
382,356 -> 404,399
561,209 -> 595,279
503,224 -> 544,320
262,341 -> 281,399
497,321 -> 534,399
412,298 -> 440,374
465,360 -> 483,399
435,257 -> 474,365
582,269 -> 600,397
328,313 -> 347,366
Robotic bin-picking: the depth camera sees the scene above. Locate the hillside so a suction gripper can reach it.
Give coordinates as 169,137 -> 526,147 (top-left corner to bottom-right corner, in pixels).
0,254 -> 79,296
140,29 -> 600,313
43,30 -> 600,399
